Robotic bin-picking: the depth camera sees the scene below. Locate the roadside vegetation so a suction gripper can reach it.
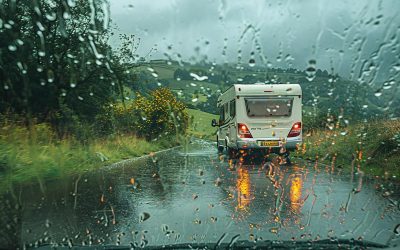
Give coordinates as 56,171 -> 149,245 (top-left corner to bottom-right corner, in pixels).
298,119 -> 400,177
0,121 -> 178,194
0,2 -> 190,193
187,108 -> 218,140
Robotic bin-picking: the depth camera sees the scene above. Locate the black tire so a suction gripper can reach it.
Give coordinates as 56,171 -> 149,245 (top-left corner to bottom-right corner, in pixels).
284,151 -> 292,165
217,136 -> 224,153
227,147 -> 237,158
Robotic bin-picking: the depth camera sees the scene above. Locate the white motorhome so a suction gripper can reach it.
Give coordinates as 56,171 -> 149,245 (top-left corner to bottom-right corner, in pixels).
212,84 -> 302,158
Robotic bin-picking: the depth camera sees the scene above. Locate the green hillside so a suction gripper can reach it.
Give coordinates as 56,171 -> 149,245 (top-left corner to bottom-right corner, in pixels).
128,60 -> 398,120
187,108 -> 218,140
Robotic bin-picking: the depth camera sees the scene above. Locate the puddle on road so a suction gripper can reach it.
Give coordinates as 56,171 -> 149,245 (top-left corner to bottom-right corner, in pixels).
1,141 -> 399,247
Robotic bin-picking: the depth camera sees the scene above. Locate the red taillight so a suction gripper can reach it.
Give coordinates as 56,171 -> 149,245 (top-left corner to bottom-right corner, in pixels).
288,122 -> 302,137
238,123 -> 253,138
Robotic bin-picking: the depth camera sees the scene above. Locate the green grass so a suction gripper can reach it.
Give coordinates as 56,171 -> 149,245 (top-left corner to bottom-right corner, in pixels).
187,108 -> 218,140
296,120 -> 400,177
0,122 -> 177,194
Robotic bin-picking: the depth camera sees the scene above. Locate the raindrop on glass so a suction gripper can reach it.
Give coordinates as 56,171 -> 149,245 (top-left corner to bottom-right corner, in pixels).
248,58 -> 255,67
8,45 -> 17,51
67,0 -> 76,7
305,59 -> 317,82
47,70 -> 54,83
139,212 -> 151,223
374,90 -> 382,97
45,13 -> 57,21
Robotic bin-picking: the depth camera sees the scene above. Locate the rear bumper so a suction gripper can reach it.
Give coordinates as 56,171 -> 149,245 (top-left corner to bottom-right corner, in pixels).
236,137 -> 301,150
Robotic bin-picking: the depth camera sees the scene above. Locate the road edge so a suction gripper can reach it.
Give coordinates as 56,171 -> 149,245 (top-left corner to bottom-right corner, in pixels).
102,145 -> 183,170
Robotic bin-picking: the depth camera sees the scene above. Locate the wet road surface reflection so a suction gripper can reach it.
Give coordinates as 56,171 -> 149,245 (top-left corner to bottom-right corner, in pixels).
1,140 -> 399,248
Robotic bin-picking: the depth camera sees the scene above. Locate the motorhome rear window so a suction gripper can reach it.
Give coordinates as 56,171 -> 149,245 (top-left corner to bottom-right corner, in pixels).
245,98 -> 293,117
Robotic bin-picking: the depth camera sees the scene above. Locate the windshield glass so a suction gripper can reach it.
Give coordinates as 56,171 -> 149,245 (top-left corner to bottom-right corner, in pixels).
245,98 -> 293,117
1,0 -> 400,249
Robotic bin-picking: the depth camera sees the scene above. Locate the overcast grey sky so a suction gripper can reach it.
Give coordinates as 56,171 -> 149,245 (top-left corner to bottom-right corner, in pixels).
109,0 -> 400,82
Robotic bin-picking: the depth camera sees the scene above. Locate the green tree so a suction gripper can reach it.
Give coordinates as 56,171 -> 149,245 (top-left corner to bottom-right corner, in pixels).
0,0 -> 126,136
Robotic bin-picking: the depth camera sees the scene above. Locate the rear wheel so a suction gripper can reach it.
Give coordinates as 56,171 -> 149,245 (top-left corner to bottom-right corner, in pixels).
278,148 -> 292,165
283,151 -> 291,165
217,137 -> 224,153
227,147 -> 237,159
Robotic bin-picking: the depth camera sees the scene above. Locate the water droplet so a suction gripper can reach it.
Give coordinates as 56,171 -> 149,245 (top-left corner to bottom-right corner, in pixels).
192,98 -> 198,102
78,96 -> 84,101
63,12 -> 71,19
190,72 -> 208,81
47,70 -> 54,83
4,85 -> 9,90
139,212 -> 150,223
67,0 -> 76,7
36,21 -> 45,31
38,51 -> 46,57
305,59 -> 317,82
394,224 -> 400,235
45,13 -> 57,21
362,105 -> 368,109
215,177 -> 222,186
374,90 -> 382,97
45,219 -> 51,228
161,224 -> 169,233
70,83 -> 76,88
248,58 -> 255,67
8,45 -> 17,51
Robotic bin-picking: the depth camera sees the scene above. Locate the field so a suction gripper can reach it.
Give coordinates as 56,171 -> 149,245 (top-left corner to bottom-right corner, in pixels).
187,108 -> 218,140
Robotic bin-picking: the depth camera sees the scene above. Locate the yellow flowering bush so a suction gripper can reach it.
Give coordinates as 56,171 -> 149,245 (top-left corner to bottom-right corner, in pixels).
133,88 -> 189,140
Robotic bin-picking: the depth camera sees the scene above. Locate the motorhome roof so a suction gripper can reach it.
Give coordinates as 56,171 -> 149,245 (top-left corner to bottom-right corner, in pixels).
226,83 -> 302,95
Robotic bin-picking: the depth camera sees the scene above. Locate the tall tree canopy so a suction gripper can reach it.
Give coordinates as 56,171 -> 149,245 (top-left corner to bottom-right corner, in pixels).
0,0 -> 126,134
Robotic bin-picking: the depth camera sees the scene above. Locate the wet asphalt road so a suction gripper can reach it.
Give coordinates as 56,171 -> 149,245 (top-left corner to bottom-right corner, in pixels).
1,140 -> 400,248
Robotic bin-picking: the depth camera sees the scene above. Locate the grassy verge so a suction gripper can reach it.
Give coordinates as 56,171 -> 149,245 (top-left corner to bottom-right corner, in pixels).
0,122 -> 178,193
187,108 -> 218,140
296,120 -> 400,177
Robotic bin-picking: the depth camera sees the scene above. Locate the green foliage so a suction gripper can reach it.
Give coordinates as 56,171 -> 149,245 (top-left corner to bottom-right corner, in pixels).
0,119 -> 178,194
297,120 -> 400,177
132,88 -> 189,140
0,0 -> 128,136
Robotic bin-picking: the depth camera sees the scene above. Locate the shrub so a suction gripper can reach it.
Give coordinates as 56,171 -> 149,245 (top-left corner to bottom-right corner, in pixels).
133,88 -> 189,140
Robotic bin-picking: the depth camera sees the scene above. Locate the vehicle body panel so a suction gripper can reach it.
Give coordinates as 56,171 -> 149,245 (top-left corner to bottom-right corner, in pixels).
216,84 -> 302,151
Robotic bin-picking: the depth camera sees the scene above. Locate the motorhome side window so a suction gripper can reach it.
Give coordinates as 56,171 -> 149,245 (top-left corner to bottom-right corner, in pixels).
224,103 -> 229,120
229,100 -> 235,118
219,106 -> 224,125
245,98 -> 293,117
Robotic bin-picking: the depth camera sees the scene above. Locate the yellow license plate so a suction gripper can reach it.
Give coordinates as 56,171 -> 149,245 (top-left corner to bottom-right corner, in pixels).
258,141 -> 280,147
